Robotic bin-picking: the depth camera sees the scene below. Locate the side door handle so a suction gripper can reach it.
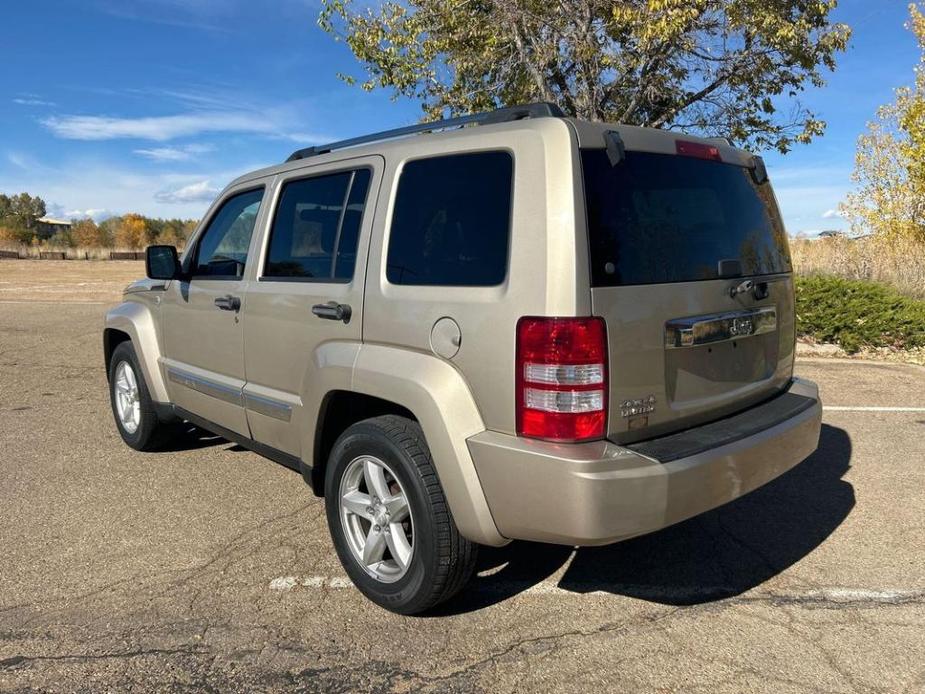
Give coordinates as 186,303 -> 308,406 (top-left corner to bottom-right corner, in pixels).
214,295 -> 241,312
312,301 -> 351,324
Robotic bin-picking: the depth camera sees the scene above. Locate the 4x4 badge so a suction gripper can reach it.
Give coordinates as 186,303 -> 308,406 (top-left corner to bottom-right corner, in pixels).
621,395 -> 656,418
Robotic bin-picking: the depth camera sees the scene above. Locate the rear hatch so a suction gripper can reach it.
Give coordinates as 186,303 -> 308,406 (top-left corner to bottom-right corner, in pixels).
578,131 -> 795,444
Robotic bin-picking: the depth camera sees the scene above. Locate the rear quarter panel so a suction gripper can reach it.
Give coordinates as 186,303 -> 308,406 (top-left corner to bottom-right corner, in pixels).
362,118 -> 589,435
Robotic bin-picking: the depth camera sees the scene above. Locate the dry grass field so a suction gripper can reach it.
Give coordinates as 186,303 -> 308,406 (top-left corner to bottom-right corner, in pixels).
0,259 -> 143,303
790,235 -> 925,299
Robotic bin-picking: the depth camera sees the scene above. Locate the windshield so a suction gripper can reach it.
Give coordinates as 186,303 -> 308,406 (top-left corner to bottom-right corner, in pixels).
581,149 -> 792,286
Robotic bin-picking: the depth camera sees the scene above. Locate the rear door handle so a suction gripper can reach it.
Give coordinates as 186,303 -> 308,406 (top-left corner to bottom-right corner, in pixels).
214,295 -> 241,312
312,301 -> 351,324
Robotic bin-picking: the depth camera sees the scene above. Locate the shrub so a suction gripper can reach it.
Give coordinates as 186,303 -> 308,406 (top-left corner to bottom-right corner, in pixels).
47,229 -> 75,248
795,276 -> 925,353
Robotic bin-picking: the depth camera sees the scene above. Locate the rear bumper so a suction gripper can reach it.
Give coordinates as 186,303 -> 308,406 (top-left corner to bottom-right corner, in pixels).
468,377 -> 821,546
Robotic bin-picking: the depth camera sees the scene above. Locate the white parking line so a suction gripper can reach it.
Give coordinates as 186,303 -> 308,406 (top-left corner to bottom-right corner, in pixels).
269,576 -> 353,590
823,406 -> 925,412
798,588 -> 917,602
0,300 -> 108,305
268,575 -> 923,604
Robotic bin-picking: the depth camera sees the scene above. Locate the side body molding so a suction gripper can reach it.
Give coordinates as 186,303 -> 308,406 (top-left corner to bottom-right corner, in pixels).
302,342 -> 507,547
104,300 -> 169,403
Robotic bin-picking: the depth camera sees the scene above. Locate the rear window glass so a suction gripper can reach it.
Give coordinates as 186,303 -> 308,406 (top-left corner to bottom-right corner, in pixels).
386,151 -> 513,286
581,150 -> 791,286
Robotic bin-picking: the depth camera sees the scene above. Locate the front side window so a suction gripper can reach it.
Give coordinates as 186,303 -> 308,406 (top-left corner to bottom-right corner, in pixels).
386,151 -> 513,286
192,188 -> 264,279
264,169 -> 372,281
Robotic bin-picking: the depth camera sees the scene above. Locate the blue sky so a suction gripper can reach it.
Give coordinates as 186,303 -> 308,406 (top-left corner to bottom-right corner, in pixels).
0,0 -> 920,235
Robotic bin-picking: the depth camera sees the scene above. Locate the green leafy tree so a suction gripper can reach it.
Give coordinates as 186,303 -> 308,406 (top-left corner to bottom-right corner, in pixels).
98,216 -> 120,247
841,3 -> 925,243
146,218 -> 166,245
0,192 -> 46,231
163,219 -> 196,246
156,223 -> 183,246
319,0 -> 851,152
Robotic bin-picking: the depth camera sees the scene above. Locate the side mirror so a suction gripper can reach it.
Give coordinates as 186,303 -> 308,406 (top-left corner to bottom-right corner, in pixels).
145,245 -> 181,281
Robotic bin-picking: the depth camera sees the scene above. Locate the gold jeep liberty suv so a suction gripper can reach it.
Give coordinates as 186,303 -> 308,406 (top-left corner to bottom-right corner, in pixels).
104,103 -> 822,614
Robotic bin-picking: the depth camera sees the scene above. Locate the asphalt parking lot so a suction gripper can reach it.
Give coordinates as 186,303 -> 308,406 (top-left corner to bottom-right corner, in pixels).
1,298 -> 923,693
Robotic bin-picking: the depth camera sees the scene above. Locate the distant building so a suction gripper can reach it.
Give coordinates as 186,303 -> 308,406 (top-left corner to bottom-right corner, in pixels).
818,229 -> 845,238
35,216 -> 71,239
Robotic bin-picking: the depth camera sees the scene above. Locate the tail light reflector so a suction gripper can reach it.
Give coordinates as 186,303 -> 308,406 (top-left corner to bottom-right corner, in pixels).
516,317 -> 608,442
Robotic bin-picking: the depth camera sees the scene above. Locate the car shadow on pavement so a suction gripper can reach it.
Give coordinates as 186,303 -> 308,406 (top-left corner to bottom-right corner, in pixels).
437,423 -> 854,615
154,424 -> 230,453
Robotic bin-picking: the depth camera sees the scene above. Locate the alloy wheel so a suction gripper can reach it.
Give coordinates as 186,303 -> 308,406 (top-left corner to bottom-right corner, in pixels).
338,455 -> 414,583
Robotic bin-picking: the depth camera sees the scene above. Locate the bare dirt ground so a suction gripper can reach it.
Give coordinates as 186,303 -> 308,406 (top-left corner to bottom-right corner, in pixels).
0,259 -> 143,303
1,265 -> 923,693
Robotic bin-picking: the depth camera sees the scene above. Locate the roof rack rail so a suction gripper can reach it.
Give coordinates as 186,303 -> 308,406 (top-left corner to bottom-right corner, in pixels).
285,102 -> 565,163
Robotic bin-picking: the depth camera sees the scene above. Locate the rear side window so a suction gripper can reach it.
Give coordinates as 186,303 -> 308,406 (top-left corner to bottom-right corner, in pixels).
581,150 -> 792,286
386,151 -> 513,286
264,168 -> 371,281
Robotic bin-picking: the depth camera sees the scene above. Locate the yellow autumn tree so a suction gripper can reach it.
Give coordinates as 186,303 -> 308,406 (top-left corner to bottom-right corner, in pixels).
841,3 -> 925,243
71,218 -> 103,247
114,213 -> 149,249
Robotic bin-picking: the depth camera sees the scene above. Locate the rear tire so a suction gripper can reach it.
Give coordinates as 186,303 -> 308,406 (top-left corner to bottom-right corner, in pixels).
108,341 -> 173,451
324,415 -> 478,614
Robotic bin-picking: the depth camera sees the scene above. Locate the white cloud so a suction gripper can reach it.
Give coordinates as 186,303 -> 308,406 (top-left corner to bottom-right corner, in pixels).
285,131 -> 332,144
822,208 -> 843,219
13,97 -> 56,107
42,107 -> 331,144
133,143 -> 214,161
41,111 -> 286,142
0,156 -> 254,219
7,152 -> 33,169
154,180 -> 220,204
46,203 -> 112,221
92,0 -> 231,32
68,208 -> 112,220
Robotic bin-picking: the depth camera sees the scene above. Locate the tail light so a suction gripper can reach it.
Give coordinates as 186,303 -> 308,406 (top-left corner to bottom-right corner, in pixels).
675,140 -> 722,161
516,317 -> 608,442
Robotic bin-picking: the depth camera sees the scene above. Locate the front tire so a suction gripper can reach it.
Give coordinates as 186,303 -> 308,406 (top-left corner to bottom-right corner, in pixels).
324,415 -> 478,615
108,341 -> 172,451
